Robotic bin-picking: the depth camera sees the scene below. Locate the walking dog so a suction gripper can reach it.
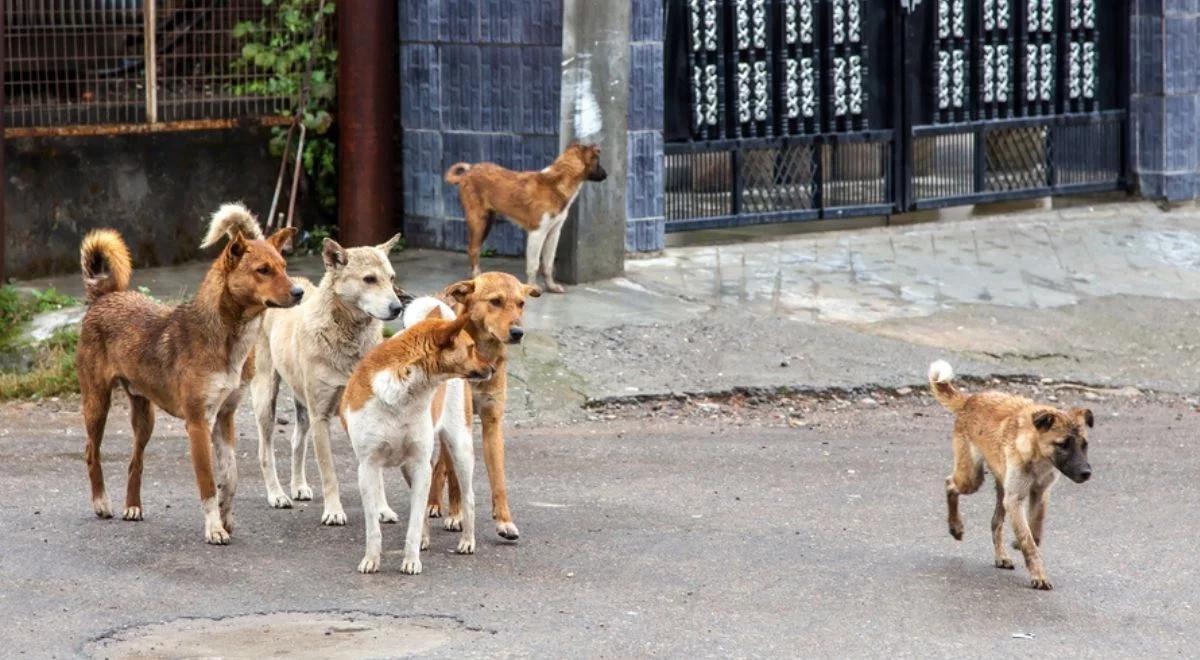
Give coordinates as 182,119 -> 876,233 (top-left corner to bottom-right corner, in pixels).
77,204 -> 300,544
420,273 -> 540,540
929,360 -> 1093,590
444,143 -> 607,293
340,313 -> 495,574
250,235 -> 407,525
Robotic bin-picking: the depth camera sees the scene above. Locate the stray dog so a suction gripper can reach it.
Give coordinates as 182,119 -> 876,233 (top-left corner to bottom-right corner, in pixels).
77,204 -> 299,544
340,313 -> 495,574
422,272 -> 539,540
929,360 -> 1093,590
251,234 -> 407,525
444,143 -> 607,293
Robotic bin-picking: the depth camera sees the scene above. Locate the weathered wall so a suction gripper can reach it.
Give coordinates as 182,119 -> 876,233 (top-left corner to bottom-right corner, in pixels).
3,128 -> 286,279
625,0 -> 665,253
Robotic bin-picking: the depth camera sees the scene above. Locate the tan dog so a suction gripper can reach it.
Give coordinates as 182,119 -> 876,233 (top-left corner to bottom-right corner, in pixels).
929,360 -> 1093,590
340,313 -> 495,575
77,204 -> 299,544
420,273 -> 540,540
444,143 -> 607,293
250,235 -> 407,525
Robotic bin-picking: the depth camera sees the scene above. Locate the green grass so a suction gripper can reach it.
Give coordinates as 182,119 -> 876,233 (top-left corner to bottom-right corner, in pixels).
0,328 -> 79,400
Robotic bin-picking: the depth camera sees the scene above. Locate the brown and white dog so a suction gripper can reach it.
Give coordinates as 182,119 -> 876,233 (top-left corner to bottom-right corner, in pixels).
929,360 -> 1094,590
77,204 -> 300,544
340,313 -> 495,574
414,272 -> 540,541
444,143 -> 607,293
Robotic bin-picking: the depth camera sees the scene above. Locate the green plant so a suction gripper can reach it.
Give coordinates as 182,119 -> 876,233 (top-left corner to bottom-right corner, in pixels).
0,328 -> 79,400
233,0 -> 338,212
0,285 -> 80,348
296,224 -> 336,255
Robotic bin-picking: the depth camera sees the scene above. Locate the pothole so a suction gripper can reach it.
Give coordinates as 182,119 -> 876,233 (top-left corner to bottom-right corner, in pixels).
83,611 -> 480,659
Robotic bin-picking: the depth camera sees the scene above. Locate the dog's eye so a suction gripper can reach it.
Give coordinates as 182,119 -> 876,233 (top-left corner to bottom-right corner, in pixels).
363,276 -> 378,285
517,300 -> 525,309
490,298 -> 503,308
256,265 -> 272,276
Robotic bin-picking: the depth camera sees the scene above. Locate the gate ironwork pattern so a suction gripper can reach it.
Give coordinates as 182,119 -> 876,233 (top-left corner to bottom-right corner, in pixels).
664,0 -> 1127,230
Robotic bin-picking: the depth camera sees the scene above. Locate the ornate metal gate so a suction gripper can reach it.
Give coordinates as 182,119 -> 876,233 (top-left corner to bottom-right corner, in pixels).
663,0 -> 1128,230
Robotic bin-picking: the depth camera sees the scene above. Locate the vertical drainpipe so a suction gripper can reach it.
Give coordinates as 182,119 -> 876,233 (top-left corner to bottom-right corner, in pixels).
337,0 -> 396,247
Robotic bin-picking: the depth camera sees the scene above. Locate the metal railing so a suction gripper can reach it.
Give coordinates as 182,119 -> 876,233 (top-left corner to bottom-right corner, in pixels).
3,0 -> 307,136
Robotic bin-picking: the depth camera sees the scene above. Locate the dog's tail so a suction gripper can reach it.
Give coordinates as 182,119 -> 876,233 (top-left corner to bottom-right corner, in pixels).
928,360 -> 967,413
80,229 -> 133,303
444,163 -> 471,185
200,202 -> 263,248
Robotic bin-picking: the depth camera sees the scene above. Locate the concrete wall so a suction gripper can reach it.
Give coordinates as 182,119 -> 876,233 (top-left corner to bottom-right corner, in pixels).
398,0 -> 563,256
1131,1 -> 1200,201
3,128 -> 289,279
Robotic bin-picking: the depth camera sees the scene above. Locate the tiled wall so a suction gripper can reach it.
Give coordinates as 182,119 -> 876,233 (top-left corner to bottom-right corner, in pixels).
1132,1 -> 1200,201
626,0 -> 666,252
398,0 -> 564,254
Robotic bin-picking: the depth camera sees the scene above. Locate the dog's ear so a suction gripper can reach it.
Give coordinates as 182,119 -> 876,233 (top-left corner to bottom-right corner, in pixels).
1032,410 -> 1057,432
376,233 -> 403,254
322,238 -> 348,269
434,315 -> 469,348
443,279 -> 476,304
226,231 -> 248,265
1071,407 -> 1095,428
523,284 -> 542,298
265,227 -> 297,252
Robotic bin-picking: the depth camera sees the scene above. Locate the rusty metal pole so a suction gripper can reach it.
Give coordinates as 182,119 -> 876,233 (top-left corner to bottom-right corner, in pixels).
0,5 -> 7,282
337,0 -> 395,247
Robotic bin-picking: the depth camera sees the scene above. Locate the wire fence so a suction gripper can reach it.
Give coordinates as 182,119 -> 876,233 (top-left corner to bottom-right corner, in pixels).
3,0 -> 321,134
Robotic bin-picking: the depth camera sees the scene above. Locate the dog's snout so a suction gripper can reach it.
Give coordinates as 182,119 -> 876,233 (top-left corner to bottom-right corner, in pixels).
290,285 -> 305,303
388,301 -> 405,319
1078,468 -> 1092,483
508,326 -> 525,343
591,165 -> 608,181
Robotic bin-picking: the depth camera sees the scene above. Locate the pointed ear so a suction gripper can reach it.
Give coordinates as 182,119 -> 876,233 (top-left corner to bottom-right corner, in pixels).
1072,407 -> 1095,428
523,284 -> 542,298
1032,410 -> 1056,432
443,279 -> 476,304
434,316 -> 468,347
266,227 -> 297,252
322,238 -> 348,269
226,231 -> 248,266
376,233 -> 403,254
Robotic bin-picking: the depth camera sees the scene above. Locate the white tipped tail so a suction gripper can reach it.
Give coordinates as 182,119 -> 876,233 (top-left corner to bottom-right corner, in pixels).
200,202 -> 263,248
927,359 -> 966,413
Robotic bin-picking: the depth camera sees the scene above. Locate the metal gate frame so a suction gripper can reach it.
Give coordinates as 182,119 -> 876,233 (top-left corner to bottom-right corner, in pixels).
663,0 -> 1130,232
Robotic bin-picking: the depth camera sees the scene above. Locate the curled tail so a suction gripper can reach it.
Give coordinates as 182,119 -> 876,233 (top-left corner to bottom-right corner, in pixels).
200,202 -> 263,248
928,360 -> 967,413
444,163 -> 471,185
80,229 -> 132,303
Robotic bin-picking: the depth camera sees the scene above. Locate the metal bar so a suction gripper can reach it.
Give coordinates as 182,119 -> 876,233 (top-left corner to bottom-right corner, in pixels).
143,0 -> 158,124
3,116 -> 296,139
267,123 -> 297,232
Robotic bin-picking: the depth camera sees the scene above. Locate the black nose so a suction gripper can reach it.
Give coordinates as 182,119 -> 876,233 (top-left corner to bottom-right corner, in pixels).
508,327 -> 525,343
388,301 -> 405,319
290,286 -> 304,302
1078,469 -> 1092,482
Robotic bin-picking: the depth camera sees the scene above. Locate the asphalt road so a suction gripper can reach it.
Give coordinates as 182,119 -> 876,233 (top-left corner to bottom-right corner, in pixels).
0,391 -> 1195,658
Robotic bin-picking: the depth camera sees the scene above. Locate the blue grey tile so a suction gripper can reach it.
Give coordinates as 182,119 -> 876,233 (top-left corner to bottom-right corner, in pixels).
631,0 -> 663,43
480,0 -> 517,43
440,45 -> 482,130
625,217 -> 665,253
1135,15 -> 1164,96
1133,95 -> 1165,171
1165,16 -> 1200,95
398,0 -> 442,42
626,131 -> 664,220
401,130 -> 442,217
441,0 -> 479,43
521,0 -> 563,45
1165,94 -> 1198,171
399,45 -> 440,129
628,43 -> 664,132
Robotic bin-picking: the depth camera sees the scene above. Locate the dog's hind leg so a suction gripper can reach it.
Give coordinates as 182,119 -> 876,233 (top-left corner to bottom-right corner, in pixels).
82,383 -> 113,519
426,441 -> 448,519
376,465 -> 399,523
524,223 -> 550,287
356,458 -> 384,574
945,432 -> 983,541
991,481 -> 1013,569
123,394 -> 154,521
253,361 -> 291,509
289,396 -> 313,501
443,425 -> 476,554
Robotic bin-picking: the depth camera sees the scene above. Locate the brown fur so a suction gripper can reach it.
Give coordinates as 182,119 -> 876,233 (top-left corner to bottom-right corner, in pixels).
424,272 -> 540,540
929,361 -> 1094,590
77,211 -> 299,545
445,143 -> 607,288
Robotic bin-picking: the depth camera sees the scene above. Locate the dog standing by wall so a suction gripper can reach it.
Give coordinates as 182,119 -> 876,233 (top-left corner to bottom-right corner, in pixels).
340,314 -> 495,574
77,204 -> 299,544
928,360 -> 1093,590
444,143 -> 607,293
250,235 -> 407,525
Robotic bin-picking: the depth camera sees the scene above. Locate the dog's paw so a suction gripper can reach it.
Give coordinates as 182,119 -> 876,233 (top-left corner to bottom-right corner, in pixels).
545,282 -> 566,294
221,514 -> 235,535
205,523 -> 231,545
443,515 -> 463,532
426,504 -> 442,519
1030,578 -> 1053,591
456,536 -> 476,555
93,496 -> 113,519
291,484 -> 314,501
321,508 -> 347,526
496,521 -> 520,541
1012,539 -> 1041,550
400,556 -> 423,575
420,535 -> 431,551
379,507 -> 400,524
122,506 -> 143,521
948,521 -> 964,541
267,492 -> 293,509
357,555 -> 381,574
994,557 -> 1014,570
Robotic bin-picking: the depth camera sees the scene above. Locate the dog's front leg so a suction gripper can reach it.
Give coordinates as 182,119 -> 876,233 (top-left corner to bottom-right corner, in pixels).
480,401 -> 519,540
539,219 -> 567,294
311,414 -> 346,525
1028,484 -> 1052,547
185,417 -> 230,545
212,406 -> 240,534
356,458 -> 384,573
1004,472 -> 1050,589
991,482 -> 1013,569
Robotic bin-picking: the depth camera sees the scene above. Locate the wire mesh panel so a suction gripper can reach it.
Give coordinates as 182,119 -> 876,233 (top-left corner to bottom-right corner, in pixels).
2,0 -> 322,132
